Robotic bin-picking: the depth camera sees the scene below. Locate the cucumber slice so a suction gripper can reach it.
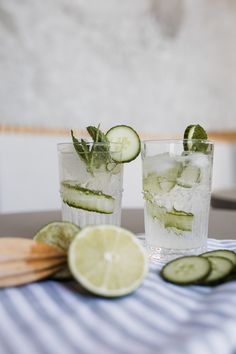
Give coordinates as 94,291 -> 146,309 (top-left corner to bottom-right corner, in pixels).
143,165 -> 181,195
177,165 -> 201,188
106,125 -> 141,163
202,250 -> 236,266
161,256 -> 211,285
146,203 -> 193,232
146,202 -> 166,222
61,181 -> 115,214
165,209 -> 194,232
183,124 -> 208,152
201,256 -> 234,285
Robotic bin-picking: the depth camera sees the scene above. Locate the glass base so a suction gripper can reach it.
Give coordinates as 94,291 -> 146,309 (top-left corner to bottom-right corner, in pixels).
146,244 -> 207,263
61,203 -> 121,228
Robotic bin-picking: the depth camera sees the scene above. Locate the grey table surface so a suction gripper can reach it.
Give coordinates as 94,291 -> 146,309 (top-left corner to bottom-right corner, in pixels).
0,207 -> 235,240
211,188 -> 236,210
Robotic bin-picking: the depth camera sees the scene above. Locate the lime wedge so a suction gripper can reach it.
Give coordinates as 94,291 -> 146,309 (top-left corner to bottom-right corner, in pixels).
34,221 -> 80,279
61,181 -> 115,214
184,124 -> 208,152
68,225 -> 148,297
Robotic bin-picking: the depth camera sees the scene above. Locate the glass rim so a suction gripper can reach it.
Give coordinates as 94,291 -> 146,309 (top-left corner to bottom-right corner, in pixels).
57,141 -> 123,153
57,141 -> 122,146
141,139 -> 214,145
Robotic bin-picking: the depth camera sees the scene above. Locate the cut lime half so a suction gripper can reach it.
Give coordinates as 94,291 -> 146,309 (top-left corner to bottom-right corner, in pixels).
34,221 -> 80,279
68,225 -> 148,297
34,221 -> 80,251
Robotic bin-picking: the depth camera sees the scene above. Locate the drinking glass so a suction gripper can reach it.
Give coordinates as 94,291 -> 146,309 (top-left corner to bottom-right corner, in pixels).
58,142 -> 123,227
141,140 -> 214,262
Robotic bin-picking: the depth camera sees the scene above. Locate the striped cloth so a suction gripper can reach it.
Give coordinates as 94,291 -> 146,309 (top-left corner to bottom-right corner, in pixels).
1,238 -> 236,354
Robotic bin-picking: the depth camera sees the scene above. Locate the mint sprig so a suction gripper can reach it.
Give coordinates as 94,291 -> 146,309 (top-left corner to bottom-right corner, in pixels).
71,125 -> 111,173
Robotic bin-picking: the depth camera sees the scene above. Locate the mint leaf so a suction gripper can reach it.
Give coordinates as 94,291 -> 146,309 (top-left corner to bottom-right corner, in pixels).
71,125 -> 113,174
87,125 -> 110,170
87,125 -> 108,144
71,130 -> 89,164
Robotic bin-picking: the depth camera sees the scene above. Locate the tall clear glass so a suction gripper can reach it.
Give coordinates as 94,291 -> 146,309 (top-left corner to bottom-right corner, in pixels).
58,142 -> 123,227
141,140 -> 214,262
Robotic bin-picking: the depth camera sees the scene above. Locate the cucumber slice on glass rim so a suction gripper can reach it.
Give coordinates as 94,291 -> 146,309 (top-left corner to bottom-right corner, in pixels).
106,125 -> 141,163
183,124 -> 208,152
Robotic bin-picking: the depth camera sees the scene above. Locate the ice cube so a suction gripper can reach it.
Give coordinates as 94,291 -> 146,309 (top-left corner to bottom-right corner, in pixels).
143,153 -> 180,175
186,152 -> 210,169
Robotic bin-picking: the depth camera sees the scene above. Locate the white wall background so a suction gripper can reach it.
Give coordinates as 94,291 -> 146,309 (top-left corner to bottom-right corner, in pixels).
0,0 -> 236,213
0,0 -> 236,133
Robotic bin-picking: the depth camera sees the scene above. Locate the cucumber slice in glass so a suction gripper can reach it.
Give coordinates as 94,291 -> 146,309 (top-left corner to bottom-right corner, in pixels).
164,209 -> 194,232
146,203 -> 193,232
143,166 -> 180,195
61,181 -> 115,214
177,164 -> 201,188
106,125 -> 141,163
146,202 -> 166,222
161,256 -> 211,285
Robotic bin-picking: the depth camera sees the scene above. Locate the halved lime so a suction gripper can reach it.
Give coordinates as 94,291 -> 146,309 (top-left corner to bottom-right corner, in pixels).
68,225 -> 148,297
184,124 -> 208,152
61,181 -> 115,214
34,221 -> 80,279
34,221 -> 80,251
106,125 -> 141,163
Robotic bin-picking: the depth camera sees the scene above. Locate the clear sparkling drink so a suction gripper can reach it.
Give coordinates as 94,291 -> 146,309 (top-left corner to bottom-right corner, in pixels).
142,140 -> 214,262
58,143 -> 123,228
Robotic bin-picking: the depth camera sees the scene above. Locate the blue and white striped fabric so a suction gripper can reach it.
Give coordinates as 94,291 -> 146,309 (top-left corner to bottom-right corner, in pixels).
1,238 -> 236,354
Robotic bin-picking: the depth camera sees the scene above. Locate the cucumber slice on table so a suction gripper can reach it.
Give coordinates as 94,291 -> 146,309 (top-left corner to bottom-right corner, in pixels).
202,250 -> 236,266
201,256 -> 234,285
106,125 -> 141,163
161,256 -> 211,285
61,181 -> 115,214
177,165 -> 201,188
